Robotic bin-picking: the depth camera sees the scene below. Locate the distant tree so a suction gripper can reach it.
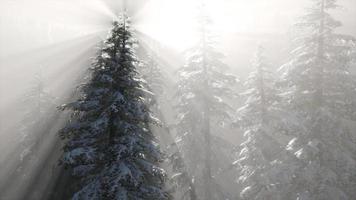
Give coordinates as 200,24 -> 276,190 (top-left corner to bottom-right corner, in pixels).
138,51 -> 198,200
272,0 -> 356,199
59,14 -> 170,200
174,8 -> 238,200
19,71 -> 55,167
234,46 -> 284,200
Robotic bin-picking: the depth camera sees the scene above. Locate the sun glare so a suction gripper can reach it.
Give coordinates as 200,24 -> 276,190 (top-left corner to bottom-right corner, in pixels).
135,0 -> 303,51
135,0 -> 198,51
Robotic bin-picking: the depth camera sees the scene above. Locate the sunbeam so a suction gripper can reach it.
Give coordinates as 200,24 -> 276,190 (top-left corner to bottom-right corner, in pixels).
0,0 -> 356,199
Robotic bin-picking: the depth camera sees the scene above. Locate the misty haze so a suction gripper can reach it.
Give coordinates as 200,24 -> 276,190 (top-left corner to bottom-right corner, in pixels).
1,0 -> 356,199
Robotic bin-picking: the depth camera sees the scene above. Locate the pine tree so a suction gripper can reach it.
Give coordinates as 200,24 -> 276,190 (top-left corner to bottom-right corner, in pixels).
175,8 -> 238,200
137,50 -> 198,200
274,0 -> 356,199
234,46 -> 284,200
59,14 -> 169,200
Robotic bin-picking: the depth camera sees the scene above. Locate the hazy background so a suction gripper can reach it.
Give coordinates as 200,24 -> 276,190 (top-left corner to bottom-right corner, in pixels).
0,0 -> 355,161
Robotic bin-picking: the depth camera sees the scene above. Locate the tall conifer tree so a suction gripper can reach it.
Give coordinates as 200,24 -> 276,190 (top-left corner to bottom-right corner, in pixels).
272,0 -> 356,199
235,46 -> 283,200
59,14 -> 169,200
139,52 -> 198,200
175,6 -> 238,200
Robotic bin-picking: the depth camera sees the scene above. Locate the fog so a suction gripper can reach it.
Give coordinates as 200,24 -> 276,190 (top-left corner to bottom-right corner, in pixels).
0,0 -> 356,199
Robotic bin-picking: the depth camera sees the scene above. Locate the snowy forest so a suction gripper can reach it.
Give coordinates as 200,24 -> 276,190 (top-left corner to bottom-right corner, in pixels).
1,0 -> 356,199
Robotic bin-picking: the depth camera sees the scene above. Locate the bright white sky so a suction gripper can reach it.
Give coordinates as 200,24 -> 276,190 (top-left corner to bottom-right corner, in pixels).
0,0 -> 355,53
135,0 -> 356,50
135,0 -> 304,50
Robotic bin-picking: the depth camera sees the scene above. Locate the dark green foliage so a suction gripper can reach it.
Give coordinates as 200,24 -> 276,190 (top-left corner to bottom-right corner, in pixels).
59,14 -> 169,200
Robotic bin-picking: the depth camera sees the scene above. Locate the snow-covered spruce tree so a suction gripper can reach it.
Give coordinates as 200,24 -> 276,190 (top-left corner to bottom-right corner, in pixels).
274,0 -> 356,199
175,10 -> 238,200
234,46 -> 284,200
138,52 -> 198,200
59,14 -> 170,200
